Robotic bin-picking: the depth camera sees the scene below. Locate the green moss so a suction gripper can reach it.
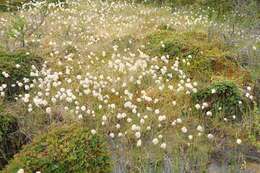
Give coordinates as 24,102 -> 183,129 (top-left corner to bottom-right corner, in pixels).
145,29 -> 231,56
2,123 -> 111,173
192,80 -> 251,120
184,60 -> 213,83
144,29 -> 250,83
145,30 -> 180,57
145,30 -> 213,81
0,51 -> 42,99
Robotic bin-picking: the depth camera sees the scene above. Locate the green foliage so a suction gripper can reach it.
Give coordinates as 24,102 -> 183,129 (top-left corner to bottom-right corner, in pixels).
7,16 -> 26,38
0,107 -> 26,169
145,29 -> 233,82
145,29 -> 252,84
46,0 -> 66,4
2,123 -> 111,173
0,0 -> 28,12
145,29 -> 181,57
7,16 -> 27,47
0,0 -> 67,12
0,108 -> 15,144
0,51 -> 42,99
192,81 -> 251,120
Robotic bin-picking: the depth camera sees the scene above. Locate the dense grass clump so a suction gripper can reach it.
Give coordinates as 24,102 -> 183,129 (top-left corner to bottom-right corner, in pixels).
0,51 -> 42,99
192,81 -> 251,120
2,123 -> 111,173
0,107 -> 27,169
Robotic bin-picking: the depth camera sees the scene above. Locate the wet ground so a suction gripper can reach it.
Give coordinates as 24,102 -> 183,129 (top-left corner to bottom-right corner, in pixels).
208,162 -> 260,173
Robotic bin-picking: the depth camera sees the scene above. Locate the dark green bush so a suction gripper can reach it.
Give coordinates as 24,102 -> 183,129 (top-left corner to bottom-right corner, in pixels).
0,107 -> 27,170
0,51 -> 42,99
192,81 -> 251,120
2,123 -> 111,173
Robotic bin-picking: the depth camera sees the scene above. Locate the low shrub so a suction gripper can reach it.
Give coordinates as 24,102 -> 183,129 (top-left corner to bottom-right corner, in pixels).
192,80 -> 251,120
2,123 -> 111,173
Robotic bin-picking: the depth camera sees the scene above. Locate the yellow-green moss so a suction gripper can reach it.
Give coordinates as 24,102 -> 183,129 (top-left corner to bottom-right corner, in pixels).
144,29 -> 250,83
2,123 -> 111,173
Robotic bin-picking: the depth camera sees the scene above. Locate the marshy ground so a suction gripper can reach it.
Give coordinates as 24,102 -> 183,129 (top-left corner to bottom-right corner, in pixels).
0,0 -> 259,172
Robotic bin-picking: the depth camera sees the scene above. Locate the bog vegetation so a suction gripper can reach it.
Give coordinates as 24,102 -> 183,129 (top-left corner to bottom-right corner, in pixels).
0,0 -> 259,172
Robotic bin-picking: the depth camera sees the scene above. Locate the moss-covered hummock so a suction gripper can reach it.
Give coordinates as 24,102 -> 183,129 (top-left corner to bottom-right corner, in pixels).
144,29 -> 250,84
2,123 -> 111,173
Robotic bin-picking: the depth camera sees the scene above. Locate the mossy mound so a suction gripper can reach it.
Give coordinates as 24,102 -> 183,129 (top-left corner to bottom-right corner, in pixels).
192,80 -> 251,120
0,51 -> 42,99
144,29 -> 250,83
2,123 -> 111,173
0,107 -> 27,170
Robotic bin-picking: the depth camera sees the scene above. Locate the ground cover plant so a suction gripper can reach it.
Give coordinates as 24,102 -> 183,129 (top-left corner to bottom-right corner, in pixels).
2,123 -> 111,173
0,0 -> 259,172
